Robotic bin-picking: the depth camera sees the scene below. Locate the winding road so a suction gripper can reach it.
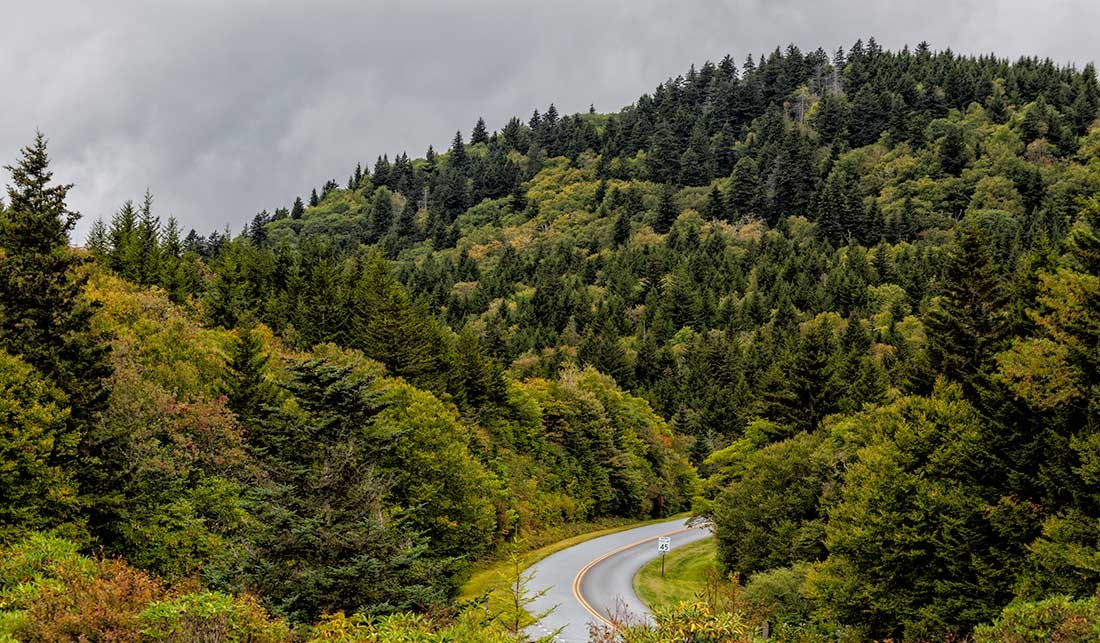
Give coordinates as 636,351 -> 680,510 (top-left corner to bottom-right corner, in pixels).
525,518 -> 712,642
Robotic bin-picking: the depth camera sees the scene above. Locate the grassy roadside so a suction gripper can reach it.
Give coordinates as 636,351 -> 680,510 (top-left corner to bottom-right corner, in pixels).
633,536 -> 717,610
458,513 -> 692,608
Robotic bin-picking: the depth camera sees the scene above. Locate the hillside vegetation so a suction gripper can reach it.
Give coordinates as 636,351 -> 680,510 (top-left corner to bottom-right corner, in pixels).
3,38 -> 1100,640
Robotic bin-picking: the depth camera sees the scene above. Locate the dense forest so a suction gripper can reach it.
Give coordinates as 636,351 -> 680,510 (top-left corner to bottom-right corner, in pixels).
3,38 -> 1100,641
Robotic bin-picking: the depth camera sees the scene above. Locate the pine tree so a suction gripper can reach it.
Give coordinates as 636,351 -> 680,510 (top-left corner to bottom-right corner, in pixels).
678,124 -> 711,186
612,210 -> 631,246
366,187 -> 394,243
703,184 -> 727,222
108,200 -> 139,278
471,117 -> 489,145
394,197 -> 418,242
448,130 -> 468,171
309,188 -> 319,207
926,217 -> 1012,397
225,326 -> 279,423
938,122 -> 967,177
372,155 -> 392,188
727,157 -> 759,221
291,196 -> 305,219
161,216 -> 182,259
86,217 -> 108,255
135,189 -> 161,283
0,132 -> 111,537
249,210 -> 270,247
654,183 -> 679,233
350,254 -> 448,392
594,178 -> 608,209
648,120 -> 680,184
238,358 -> 444,622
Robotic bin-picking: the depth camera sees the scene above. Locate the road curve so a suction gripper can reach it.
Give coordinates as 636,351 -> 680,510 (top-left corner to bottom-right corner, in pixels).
525,518 -> 712,642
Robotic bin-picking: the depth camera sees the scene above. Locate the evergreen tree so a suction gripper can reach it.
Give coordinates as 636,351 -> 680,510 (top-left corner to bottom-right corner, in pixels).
448,130 -> 468,171
727,157 -> 760,220
161,216 -> 183,259
0,133 -> 111,537
350,254 -> 448,392
654,183 -> 679,234
135,190 -> 161,283
237,358 -> 443,622
291,196 -> 305,219
225,326 -> 280,423
926,217 -> 1013,397
108,200 -> 139,278
471,117 -> 489,145
85,217 -> 108,255
678,124 -> 711,186
394,197 -> 418,242
938,122 -> 968,177
702,184 -> 727,222
648,120 -> 680,184
612,210 -> 631,247
366,187 -> 394,243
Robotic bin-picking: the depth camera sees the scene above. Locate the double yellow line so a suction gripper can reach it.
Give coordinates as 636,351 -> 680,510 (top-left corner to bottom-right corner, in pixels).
570,526 -> 695,627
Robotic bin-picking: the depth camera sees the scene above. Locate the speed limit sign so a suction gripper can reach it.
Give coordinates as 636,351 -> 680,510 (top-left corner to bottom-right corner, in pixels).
657,536 -> 671,552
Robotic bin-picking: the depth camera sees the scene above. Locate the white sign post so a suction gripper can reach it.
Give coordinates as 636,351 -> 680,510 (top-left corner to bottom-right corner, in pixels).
657,536 -> 671,576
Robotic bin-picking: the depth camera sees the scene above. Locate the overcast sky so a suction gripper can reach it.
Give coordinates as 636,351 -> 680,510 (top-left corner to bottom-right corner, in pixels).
3,0 -> 1097,241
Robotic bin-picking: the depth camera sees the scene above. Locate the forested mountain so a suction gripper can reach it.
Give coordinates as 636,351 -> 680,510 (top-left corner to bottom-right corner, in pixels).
5,39 -> 1100,641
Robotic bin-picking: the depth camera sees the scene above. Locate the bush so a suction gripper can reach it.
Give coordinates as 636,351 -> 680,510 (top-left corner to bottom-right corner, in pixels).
19,558 -> 164,642
1,534 -> 290,643
138,591 -> 291,642
973,595 -> 1100,643
612,601 -> 752,642
743,563 -> 814,624
308,611 -> 510,642
0,534 -> 98,639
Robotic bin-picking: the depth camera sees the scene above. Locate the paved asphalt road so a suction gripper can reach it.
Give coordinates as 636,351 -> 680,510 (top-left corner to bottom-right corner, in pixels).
525,518 -> 713,642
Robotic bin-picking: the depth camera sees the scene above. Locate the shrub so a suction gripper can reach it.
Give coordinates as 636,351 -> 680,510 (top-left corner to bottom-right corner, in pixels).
19,558 -> 164,642
138,591 -> 291,642
973,595 -> 1100,643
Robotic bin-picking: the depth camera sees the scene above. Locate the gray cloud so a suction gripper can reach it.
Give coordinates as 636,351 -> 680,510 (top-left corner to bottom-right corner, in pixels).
2,0 -> 1097,241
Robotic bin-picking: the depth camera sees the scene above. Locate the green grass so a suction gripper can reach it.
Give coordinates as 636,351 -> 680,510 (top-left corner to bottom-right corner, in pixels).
633,536 -> 718,610
458,513 -> 691,616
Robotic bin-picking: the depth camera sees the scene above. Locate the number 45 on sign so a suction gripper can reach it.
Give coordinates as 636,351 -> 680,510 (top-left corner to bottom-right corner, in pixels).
657,536 -> 671,577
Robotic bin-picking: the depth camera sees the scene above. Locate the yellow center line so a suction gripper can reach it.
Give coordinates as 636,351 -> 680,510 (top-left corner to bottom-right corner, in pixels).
570,526 -> 695,628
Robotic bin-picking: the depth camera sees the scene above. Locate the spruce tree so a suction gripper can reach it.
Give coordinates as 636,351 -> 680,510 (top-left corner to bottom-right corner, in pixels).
0,133 -> 111,536
291,196 -> 305,219
612,210 -> 631,247
654,183 -> 679,233
727,157 -> 759,220
703,184 -> 726,222
448,130 -> 468,171
225,326 -> 279,423
394,197 -> 418,242
678,124 -> 712,186
471,116 -> 489,145
366,187 -> 394,243
926,217 -> 1012,397
938,123 -> 967,177
135,189 -> 161,284
85,217 -> 108,255
648,120 -> 680,184
108,200 -> 139,277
